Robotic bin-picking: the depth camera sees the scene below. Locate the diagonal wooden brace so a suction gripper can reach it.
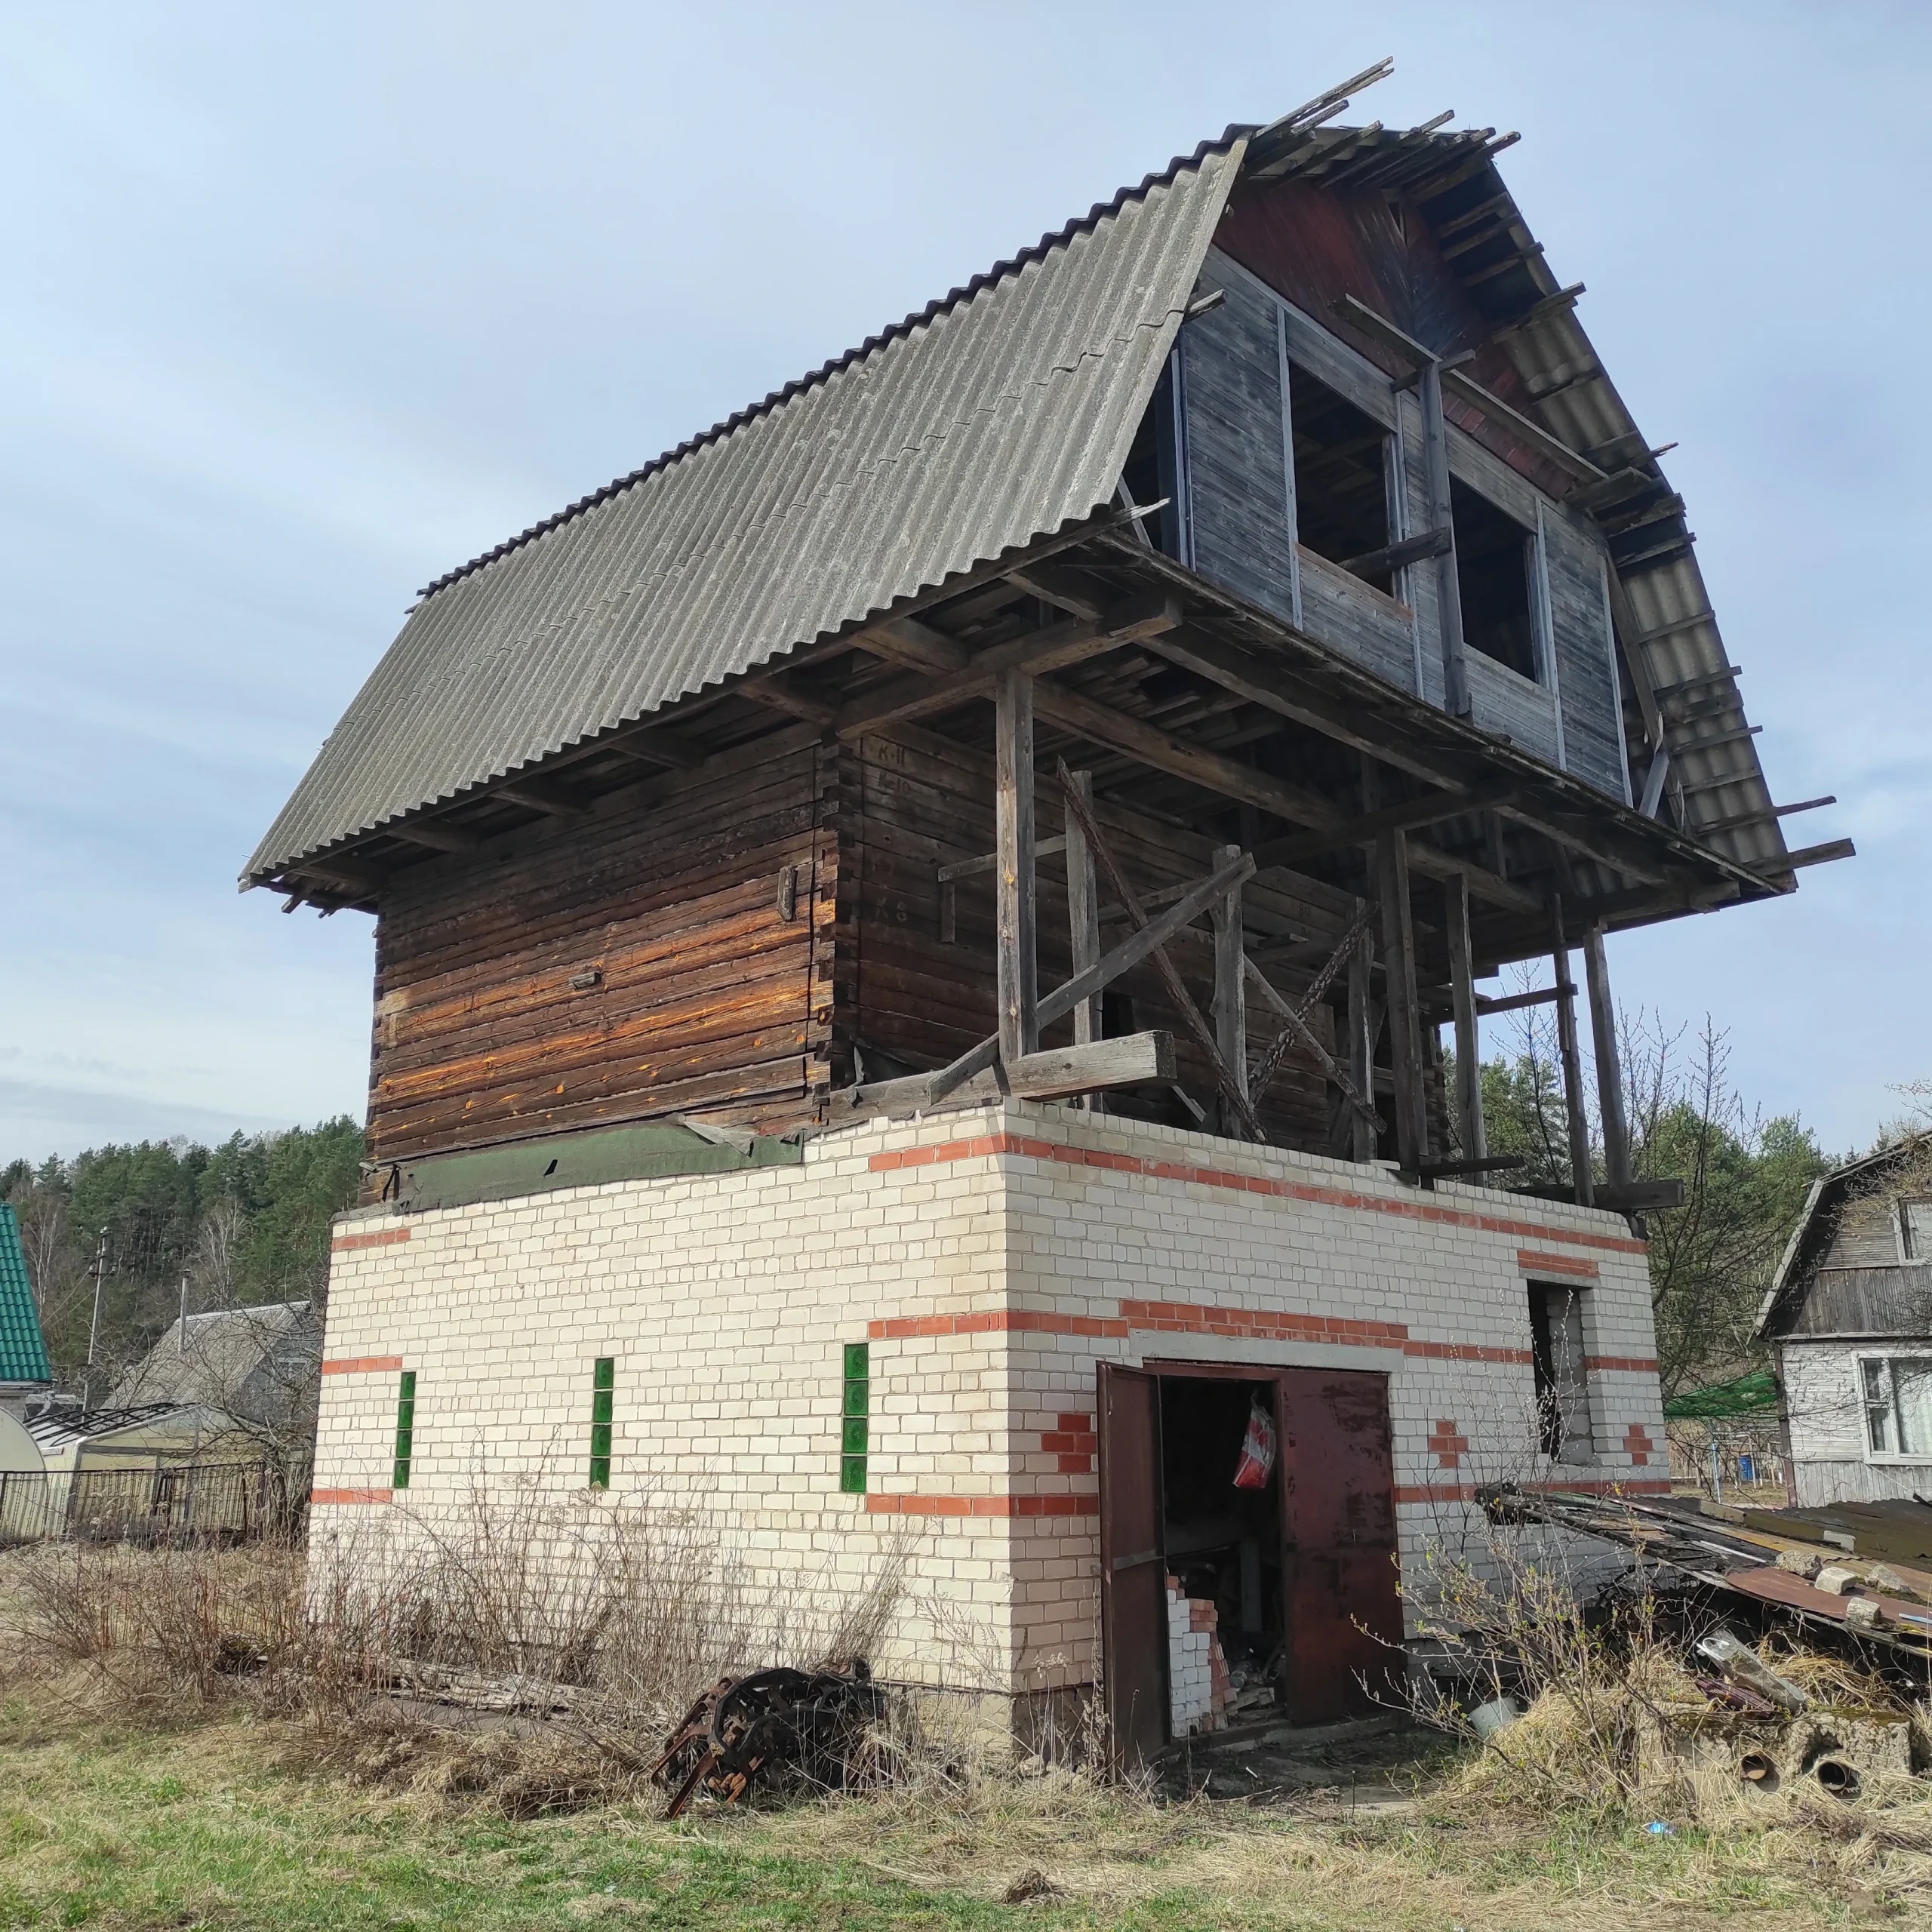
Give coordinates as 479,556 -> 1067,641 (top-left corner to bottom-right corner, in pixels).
1056,761 -> 1268,1143
1245,900 -> 1383,1134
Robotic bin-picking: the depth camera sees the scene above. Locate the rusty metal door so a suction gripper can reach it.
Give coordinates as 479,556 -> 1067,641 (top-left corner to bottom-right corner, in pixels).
1097,1362 -> 1168,1765
1277,1367 -> 1403,1723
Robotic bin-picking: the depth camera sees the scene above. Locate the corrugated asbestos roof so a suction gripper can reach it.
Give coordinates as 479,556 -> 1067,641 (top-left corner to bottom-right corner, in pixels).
0,1204 -> 53,1386
245,143 -> 1242,884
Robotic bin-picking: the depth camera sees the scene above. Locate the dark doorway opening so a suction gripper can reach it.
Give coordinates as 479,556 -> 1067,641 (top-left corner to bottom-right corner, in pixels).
1161,1375 -> 1285,1732
1097,1361 -> 1403,1767
1451,478 -> 1539,679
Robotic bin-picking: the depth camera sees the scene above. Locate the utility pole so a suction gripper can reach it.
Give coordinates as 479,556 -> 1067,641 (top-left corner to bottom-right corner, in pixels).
85,1226 -> 109,1414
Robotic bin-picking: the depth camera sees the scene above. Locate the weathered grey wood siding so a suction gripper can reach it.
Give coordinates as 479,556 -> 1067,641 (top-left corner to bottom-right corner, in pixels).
1177,266 -> 1295,623
1178,249 -> 1631,798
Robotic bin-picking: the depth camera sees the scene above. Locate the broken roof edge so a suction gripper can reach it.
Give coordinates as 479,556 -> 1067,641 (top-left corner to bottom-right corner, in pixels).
411,137 -> 1246,607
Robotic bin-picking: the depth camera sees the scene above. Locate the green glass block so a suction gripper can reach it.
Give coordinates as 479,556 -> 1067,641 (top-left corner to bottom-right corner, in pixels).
841,1417 -> 868,1455
589,1423 -> 612,1459
843,1343 -> 869,1381
394,1426 -> 413,1459
589,1457 -> 611,1491
392,1458 -> 411,1491
839,1454 -> 868,1495
841,1378 -> 869,1419
399,1371 -> 416,1400
395,1400 -> 414,1429
593,1357 -> 615,1391
592,1389 -> 614,1426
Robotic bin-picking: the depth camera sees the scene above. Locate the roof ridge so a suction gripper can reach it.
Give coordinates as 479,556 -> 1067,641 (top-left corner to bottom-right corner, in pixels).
414,136 -> 1242,602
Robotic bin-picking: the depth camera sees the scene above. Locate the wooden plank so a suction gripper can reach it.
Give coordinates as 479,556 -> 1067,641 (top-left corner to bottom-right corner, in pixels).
1743,839 -> 1854,876
1348,924 -> 1377,1162
1445,874 -> 1485,1161
1549,897 -> 1595,1208
1212,844 -> 1248,1134
1066,771 -> 1103,1056
1418,358 -> 1469,718
1583,926 -> 1630,1189
1475,983 -> 1574,1017
832,1031 -> 1176,1124
937,835 -> 1066,884
995,669 -> 1038,1065
1253,784 -> 1514,870
833,594 -> 1180,740
1375,829 -> 1427,1171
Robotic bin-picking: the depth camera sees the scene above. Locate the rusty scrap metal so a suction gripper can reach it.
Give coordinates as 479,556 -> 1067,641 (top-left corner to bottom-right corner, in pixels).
649,1660 -> 884,1819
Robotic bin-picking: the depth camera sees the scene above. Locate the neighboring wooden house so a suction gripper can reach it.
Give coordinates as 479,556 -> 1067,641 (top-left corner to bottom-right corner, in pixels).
1755,1138 -> 1932,1506
252,70 -> 1843,1756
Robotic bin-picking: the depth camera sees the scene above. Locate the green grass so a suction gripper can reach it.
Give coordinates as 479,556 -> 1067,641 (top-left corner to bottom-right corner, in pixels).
0,1704 -> 1909,1932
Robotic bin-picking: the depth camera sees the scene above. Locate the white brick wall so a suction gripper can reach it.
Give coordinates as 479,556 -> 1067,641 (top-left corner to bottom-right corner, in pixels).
315,1100 -> 1667,1697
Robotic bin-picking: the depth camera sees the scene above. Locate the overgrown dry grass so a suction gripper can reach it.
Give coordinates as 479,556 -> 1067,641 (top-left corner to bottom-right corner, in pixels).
3,1511 -> 1930,1927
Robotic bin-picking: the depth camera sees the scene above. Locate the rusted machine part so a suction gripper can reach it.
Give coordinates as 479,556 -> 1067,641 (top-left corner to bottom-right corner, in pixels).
651,1660 -> 884,1819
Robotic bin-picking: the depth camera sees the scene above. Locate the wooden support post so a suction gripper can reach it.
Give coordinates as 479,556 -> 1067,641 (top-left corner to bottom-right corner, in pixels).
1549,896 -> 1595,1208
1444,875 -> 1486,1161
1419,359 -> 1469,718
1066,770 -> 1104,1112
1376,829 -> 1427,1172
1212,844 -> 1248,1137
1348,924 -> 1377,1163
1583,926 -> 1631,1189
995,669 -> 1038,1065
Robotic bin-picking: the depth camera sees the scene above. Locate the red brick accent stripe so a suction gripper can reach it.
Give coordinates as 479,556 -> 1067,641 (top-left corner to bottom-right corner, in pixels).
869,1310 -> 1128,1340
311,1487 -> 394,1505
332,1227 -> 411,1253
1586,1354 -> 1661,1373
864,1492 -> 1099,1518
1397,1477 -> 1673,1504
1121,1298 -> 1407,1346
1402,1341 -> 1534,1365
1518,1248 -> 1599,1279
320,1355 -> 405,1376
871,1132 -> 1645,1254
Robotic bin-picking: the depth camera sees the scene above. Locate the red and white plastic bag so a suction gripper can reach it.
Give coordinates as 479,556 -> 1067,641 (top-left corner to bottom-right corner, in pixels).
1232,1398 -> 1278,1490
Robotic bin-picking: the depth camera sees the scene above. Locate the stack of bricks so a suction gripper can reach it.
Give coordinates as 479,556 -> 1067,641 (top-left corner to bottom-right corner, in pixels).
1165,1577 -> 1229,1737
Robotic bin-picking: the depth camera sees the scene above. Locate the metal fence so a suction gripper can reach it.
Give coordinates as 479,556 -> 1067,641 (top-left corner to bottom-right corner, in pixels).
0,1460 -> 309,1547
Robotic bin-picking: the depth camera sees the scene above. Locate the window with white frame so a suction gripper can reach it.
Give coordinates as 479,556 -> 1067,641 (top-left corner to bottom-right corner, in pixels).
1861,1356 -> 1932,1459
1898,1198 -> 1932,1263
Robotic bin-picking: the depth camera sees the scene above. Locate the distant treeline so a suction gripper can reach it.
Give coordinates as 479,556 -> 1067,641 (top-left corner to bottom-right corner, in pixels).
3,1118 -> 364,1386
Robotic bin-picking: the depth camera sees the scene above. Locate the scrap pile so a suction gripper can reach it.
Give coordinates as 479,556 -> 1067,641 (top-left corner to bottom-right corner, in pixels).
1481,1486 -> 1932,1657
649,1660 -> 885,1818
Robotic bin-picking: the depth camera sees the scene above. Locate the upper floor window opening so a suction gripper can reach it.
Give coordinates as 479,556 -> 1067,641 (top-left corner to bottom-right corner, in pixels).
1120,360 -> 1186,561
1287,361 -> 1394,594
1451,478 -> 1539,682
1899,1198 -> 1932,1263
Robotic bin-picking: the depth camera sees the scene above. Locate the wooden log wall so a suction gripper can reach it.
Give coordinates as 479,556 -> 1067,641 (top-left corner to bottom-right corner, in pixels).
365,740 -> 836,1168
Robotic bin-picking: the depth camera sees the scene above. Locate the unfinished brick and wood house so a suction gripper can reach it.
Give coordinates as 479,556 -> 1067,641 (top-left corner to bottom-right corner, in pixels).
250,65 -> 1845,1755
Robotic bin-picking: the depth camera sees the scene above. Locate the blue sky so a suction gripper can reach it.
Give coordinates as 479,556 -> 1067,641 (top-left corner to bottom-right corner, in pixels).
3,2 -> 1925,1161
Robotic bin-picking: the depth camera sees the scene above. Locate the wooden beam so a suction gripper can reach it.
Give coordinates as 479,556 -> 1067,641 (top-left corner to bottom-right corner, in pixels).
1057,767 -> 1266,1141
1445,875 -> 1485,1161
835,594 -> 1180,740
1337,526 -> 1453,579
1212,844 -> 1247,1137
1066,771 -> 1103,1073
1583,926 -> 1630,1189
1252,785 -> 1515,871
1743,838 -> 1854,877
938,835 -> 1066,884
1375,829 -> 1428,1171
995,668 -> 1039,1065
291,857 -> 387,897
1549,897 -> 1595,1208
608,727 -> 706,770
388,820 -> 483,854
1475,983 -> 1575,1017
851,614 -> 973,675
496,780 -> 590,817
1418,358 -> 1470,718
1032,681 -> 1341,831
1348,925 -> 1378,1162
1244,903 -> 1381,1134
737,671 -> 838,727
1002,561 -> 1109,622
831,1031 -> 1177,1122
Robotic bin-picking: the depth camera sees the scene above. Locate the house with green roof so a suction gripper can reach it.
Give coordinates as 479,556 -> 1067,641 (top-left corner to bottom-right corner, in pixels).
0,1202 -> 54,1416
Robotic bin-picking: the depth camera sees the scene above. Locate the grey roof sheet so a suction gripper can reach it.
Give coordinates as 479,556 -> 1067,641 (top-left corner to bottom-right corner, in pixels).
246,143 -> 1242,884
